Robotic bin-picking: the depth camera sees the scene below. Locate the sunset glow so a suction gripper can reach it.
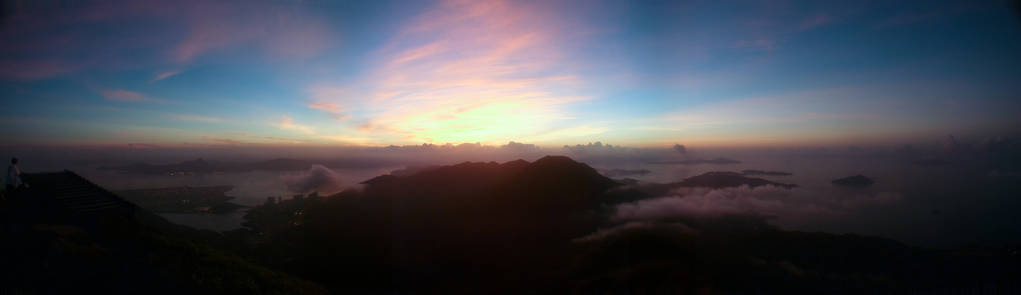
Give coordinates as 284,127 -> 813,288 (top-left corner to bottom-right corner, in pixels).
1,0 -> 1019,147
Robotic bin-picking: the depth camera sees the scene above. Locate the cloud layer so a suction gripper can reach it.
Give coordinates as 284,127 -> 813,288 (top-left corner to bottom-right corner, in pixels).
282,165 -> 343,195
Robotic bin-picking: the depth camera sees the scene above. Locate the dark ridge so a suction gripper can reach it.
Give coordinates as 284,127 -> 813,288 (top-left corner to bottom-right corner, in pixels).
832,174 -> 875,187
360,174 -> 398,185
519,156 -> 618,191
601,168 -> 651,177
741,169 -> 793,176
506,156 -> 620,207
500,159 -> 530,169
224,156 -> 1020,293
19,171 -> 137,223
2,171 -> 325,294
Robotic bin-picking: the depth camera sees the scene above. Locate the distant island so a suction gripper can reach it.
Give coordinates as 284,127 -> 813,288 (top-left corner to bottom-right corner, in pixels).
648,157 -> 741,165
832,175 -> 875,187
672,171 -> 797,189
117,185 -> 244,214
600,168 -> 651,177
741,169 -> 793,176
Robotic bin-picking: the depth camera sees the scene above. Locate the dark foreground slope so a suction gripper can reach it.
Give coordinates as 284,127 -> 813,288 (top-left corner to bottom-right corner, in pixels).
0,171 -> 325,294
219,156 -> 1021,294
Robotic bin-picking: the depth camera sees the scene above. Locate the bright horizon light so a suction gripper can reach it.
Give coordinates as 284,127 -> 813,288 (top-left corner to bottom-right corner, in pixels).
1,0 -> 1019,148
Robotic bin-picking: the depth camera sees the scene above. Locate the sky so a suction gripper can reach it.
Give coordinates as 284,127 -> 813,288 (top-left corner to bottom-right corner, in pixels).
1,0 -> 1019,148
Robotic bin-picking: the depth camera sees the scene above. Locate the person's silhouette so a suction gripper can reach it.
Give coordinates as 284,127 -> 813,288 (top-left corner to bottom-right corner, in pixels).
5,157 -> 21,193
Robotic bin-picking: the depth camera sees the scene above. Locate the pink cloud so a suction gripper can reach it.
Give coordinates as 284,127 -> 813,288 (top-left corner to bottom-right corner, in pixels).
274,115 -> 315,135
314,0 -> 593,144
308,102 -> 350,121
306,87 -> 351,121
99,89 -> 157,102
152,70 -> 182,82
308,102 -> 341,113
201,136 -> 243,145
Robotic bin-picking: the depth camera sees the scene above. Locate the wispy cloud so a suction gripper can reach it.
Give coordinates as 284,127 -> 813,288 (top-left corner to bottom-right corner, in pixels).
201,136 -> 243,145
274,115 -> 315,135
172,114 -> 224,123
306,87 -> 350,121
170,1 -> 333,63
99,89 -> 158,102
314,0 -> 592,144
152,70 -> 181,82
308,102 -> 342,113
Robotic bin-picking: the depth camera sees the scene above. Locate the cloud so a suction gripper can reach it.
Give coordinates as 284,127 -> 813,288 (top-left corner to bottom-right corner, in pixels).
308,102 -> 349,121
168,1 -> 333,63
282,164 -> 343,194
201,136 -> 243,145
524,126 -> 607,143
673,144 -> 687,154
308,102 -> 341,113
615,184 -> 904,222
99,89 -> 157,102
501,141 -> 540,153
616,185 -> 799,220
306,87 -> 352,121
322,135 -> 371,145
274,116 -> 315,135
152,70 -> 181,82
312,0 -> 593,144
573,221 -> 695,243
173,114 -> 224,123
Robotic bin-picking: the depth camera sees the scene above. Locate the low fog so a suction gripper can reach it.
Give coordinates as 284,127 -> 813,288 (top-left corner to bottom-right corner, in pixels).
2,135 -> 1020,247
282,165 -> 345,195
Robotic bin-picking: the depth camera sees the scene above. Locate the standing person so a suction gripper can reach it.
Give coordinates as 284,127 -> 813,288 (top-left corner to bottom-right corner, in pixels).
6,157 -> 21,192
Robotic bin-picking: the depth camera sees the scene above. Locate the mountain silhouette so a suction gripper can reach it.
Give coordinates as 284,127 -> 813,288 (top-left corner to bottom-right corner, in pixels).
0,171 -> 324,294
227,157 -> 1019,293
7,157 -> 1019,294
832,174 -> 875,187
